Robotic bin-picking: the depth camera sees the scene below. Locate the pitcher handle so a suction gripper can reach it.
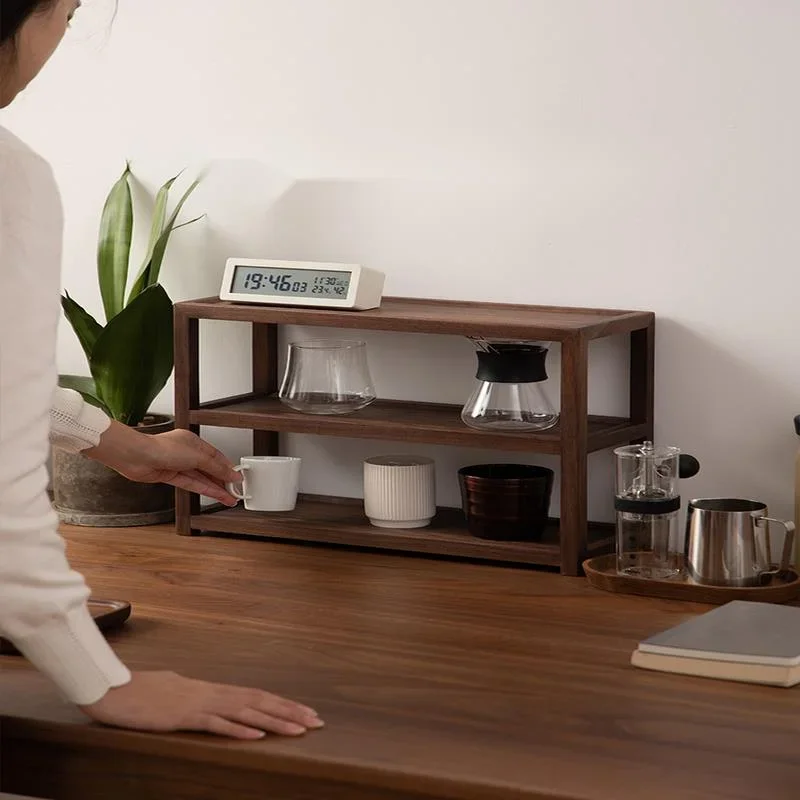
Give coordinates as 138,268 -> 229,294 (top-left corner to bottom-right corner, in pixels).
756,517 -> 796,579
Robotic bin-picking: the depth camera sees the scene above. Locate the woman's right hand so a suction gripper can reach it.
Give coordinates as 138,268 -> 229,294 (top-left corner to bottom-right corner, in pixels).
79,671 -> 324,739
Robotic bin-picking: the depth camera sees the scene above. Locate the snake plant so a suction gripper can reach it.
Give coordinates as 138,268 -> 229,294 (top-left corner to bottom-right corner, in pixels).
59,165 -> 202,426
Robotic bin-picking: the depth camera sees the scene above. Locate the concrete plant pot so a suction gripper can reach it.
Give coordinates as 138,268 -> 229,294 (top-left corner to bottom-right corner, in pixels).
52,414 -> 175,527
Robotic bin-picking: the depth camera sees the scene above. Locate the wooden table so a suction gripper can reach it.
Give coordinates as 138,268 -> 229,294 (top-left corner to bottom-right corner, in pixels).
2,526 -> 800,800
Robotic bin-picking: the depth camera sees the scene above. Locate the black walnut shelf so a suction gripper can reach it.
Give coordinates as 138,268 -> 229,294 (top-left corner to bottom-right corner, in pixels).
192,495 -> 615,567
191,394 -> 650,455
174,295 -> 655,575
176,295 -> 652,341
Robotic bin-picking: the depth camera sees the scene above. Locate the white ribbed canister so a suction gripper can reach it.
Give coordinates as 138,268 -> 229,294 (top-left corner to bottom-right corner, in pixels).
363,455 -> 436,529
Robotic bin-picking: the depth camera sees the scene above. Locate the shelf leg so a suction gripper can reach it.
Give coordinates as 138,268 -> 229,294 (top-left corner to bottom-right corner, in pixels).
253,323 -> 280,456
560,333 -> 589,576
174,310 -> 200,535
630,319 -> 655,441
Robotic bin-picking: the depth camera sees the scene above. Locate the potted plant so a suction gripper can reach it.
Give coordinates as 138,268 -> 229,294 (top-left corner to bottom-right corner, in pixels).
53,165 -> 202,526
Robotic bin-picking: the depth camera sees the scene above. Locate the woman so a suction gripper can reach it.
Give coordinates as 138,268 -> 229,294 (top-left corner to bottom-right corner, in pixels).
0,0 -> 323,739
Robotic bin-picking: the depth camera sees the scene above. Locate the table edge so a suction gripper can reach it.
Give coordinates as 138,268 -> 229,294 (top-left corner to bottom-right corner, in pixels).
0,716 -> 564,800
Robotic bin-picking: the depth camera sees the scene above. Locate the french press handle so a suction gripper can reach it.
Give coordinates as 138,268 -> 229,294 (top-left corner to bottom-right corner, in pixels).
678,454 -> 700,480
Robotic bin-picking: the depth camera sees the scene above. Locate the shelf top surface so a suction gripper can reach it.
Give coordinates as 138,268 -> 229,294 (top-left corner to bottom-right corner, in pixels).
176,296 -> 653,340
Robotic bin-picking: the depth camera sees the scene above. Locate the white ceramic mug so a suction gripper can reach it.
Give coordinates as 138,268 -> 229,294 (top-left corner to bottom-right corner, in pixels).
363,455 -> 436,529
227,456 -> 301,512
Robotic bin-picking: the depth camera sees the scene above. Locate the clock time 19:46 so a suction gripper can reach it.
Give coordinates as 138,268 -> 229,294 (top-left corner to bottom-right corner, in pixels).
242,271 -> 347,296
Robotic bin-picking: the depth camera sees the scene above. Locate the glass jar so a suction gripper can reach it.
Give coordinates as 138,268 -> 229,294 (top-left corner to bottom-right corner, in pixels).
278,339 -> 376,415
461,339 -> 558,432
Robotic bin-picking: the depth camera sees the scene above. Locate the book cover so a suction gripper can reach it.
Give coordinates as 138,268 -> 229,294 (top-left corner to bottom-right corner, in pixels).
637,601 -> 800,666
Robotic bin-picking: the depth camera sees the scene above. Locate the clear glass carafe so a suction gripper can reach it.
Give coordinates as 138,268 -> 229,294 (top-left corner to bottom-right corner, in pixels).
614,441 -> 682,579
279,339 -> 376,415
461,340 -> 558,432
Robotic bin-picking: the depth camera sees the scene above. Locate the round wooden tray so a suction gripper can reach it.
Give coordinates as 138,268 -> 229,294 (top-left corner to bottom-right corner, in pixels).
0,599 -> 131,656
583,554 -> 800,604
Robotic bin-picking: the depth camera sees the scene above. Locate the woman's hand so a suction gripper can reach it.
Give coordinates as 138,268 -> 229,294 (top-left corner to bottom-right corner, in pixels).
80,671 -> 324,739
85,422 -> 240,506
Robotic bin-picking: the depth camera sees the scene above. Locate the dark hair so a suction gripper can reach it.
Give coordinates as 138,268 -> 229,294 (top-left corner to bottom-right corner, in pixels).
1,0 -> 57,46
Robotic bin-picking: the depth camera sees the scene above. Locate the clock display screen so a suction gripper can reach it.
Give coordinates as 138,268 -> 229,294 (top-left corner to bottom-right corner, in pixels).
231,266 -> 351,299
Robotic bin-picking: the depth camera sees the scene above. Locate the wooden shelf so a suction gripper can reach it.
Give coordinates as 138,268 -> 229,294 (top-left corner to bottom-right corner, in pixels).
174,293 -> 655,574
191,393 -> 649,454
179,295 -> 653,342
191,495 -> 614,567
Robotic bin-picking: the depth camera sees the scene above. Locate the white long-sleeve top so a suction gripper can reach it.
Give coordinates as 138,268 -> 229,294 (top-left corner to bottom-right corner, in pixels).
0,125 -> 131,705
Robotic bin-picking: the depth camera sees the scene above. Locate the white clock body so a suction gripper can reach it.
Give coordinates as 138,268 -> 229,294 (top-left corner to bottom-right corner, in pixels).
219,259 -> 385,311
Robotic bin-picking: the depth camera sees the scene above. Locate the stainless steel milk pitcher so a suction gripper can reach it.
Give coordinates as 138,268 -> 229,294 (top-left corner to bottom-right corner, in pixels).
685,498 -> 795,587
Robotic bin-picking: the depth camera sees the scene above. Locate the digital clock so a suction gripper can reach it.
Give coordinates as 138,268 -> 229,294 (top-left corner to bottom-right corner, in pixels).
219,259 -> 385,310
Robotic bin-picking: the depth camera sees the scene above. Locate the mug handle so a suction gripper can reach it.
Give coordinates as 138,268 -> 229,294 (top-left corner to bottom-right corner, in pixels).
756,517 -> 796,578
226,465 -> 251,501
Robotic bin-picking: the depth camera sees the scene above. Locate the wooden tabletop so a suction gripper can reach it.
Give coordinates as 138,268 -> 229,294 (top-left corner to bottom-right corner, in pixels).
2,526 -> 800,800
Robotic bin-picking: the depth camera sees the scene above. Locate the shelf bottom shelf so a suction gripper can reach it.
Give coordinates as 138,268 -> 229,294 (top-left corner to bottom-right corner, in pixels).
189,494 -> 614,568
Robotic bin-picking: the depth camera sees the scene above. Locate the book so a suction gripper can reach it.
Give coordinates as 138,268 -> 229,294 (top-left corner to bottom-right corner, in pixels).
631,600 -> 800,687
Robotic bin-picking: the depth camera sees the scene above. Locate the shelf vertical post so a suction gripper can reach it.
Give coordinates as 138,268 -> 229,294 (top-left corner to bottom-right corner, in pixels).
252,323 -> 280,456
174,308 -> 200,535
559,333 -> 589,575
629,319 -> 655,439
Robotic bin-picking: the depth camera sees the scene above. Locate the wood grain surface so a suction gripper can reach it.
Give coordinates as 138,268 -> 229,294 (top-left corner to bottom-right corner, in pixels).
190,394 -> 649,455
6,526 -> 799,800
191,495 -> 615,566
176,296 -> 653,341
584,554 -> 800,604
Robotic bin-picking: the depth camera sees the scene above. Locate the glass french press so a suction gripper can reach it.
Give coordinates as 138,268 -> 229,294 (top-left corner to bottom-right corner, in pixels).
614,441 -> 700,579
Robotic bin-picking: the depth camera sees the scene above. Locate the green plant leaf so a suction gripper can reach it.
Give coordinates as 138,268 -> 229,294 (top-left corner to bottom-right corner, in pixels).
127,214 -> 204,304
127,176 -> 202,303
90,284 -> 174,426
139,171 -> 182,280
171,214 -> 206,233
97,164 -> 133,322
57,375 -> 110,414
60,292 -> 104,363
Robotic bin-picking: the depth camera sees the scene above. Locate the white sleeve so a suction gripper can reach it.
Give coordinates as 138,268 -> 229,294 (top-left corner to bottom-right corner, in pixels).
51,386 -> 111,453
0,143 -> 131,705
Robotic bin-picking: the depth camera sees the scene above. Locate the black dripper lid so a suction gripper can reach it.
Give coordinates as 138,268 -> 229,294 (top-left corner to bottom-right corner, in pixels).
475,344 -> 549,384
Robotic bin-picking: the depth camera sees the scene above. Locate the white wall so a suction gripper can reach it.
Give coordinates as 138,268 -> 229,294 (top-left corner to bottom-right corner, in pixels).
4,0 -> 799,526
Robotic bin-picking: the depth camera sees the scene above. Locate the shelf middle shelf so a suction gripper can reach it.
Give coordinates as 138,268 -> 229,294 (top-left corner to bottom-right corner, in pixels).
190,393 -> 648,454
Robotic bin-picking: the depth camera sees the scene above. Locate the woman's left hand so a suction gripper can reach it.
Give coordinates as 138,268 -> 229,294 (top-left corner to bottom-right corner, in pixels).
85,422 -> 240,506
